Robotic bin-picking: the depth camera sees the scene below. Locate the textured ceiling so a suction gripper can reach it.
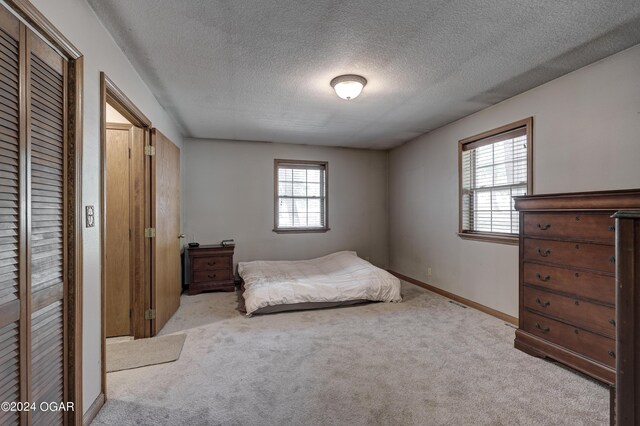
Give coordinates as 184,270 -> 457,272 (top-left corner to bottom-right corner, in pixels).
88,0 -> 640,149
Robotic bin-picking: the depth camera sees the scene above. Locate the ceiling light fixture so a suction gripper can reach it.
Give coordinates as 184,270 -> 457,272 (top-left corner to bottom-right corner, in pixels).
330,74 -> 367,100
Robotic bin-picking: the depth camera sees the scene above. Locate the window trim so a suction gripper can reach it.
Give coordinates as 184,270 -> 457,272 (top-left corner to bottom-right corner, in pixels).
273,159 -> 330,234
457,117 -> 533,245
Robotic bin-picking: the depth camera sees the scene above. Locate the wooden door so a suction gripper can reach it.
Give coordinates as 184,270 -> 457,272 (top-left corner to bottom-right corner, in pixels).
0,3 -> 80,424
0,7 -> 72,424
151,129 -> 180,334
0,8 -> 24,426
105,124 -> 132,337
27,26 -> 67,426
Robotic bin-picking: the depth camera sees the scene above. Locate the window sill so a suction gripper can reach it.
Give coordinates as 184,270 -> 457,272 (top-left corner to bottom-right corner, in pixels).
273,228 -> 331,234
457,232 -> 519,245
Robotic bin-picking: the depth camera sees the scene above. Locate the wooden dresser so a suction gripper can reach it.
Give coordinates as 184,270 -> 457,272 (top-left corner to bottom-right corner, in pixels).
514,189 -> 640,385
186,244 -> 236,295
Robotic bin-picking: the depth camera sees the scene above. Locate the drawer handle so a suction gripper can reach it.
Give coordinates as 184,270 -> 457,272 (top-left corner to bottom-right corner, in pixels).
608,256 -> 615,264
608,225 -> 615,232
535,298 -> 550,308
608,351 -> 616,359
207,261 -> 217,266
208,274 -> 217,279
535,273 -> 551,282
537,223 -> 551,230
536,248 -> 551,257
534,323 -> 550,333
608,319 -> 616,326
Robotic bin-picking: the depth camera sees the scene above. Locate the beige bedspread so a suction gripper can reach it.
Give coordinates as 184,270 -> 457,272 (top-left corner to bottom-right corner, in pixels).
238,251 -> 402,315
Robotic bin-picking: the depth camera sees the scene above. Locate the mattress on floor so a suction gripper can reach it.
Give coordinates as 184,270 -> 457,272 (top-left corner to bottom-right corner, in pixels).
238,251 -> 402,315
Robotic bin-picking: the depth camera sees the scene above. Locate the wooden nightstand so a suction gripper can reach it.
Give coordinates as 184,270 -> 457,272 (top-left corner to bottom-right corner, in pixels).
186,244 -> 235,295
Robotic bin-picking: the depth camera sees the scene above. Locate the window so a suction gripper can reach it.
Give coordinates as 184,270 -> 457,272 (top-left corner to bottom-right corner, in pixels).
458,118 -> 532,244
274,159 -> 329,233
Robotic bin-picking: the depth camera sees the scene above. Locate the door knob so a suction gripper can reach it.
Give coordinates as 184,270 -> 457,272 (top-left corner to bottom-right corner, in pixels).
178,234 -> 185,239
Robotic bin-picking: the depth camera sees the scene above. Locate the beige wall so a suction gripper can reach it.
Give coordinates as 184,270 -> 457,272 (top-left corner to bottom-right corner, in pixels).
184,139 -> 389,268
18,0 -> 640,412
389,44 -> 640,318
29,0 -> 185,412
105,103 -> 130,124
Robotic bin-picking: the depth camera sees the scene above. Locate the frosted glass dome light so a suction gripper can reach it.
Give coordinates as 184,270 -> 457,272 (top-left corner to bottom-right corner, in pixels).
330,75 -> 367,100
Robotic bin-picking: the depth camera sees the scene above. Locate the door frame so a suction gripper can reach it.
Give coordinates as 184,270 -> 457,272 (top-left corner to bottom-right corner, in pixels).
3,0 -> 84,423
99,73 -> 152,399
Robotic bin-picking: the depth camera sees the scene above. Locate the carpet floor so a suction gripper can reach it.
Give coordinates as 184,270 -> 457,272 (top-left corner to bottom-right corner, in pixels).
92,282 -> 609,426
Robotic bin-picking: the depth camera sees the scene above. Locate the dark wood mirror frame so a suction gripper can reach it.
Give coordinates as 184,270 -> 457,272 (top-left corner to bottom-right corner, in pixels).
613,211 -> 640,426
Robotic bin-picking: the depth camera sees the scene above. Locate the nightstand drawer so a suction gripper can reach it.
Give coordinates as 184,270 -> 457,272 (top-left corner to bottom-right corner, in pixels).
192,256 -> 231,271
193,269 -> 232,283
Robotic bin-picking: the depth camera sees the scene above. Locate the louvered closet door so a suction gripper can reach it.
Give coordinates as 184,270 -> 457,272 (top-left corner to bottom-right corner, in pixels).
0,5 -> 69,425
27,29 -> 67,426
0,7 -> 22,426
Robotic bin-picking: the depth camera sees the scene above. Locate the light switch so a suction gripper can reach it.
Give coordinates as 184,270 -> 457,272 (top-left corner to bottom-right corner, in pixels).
85,205 -> 95,228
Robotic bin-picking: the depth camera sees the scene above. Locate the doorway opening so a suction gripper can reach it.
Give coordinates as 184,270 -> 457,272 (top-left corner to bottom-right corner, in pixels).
100,73 -> 182,400
100,73 -> 153,399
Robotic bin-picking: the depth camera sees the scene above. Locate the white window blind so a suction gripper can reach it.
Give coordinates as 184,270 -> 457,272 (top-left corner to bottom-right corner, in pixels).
461,127 -> 528,235
275,161 -> 327,230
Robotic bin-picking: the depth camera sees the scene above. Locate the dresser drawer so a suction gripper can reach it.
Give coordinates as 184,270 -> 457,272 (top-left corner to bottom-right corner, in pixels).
522,310 -> 616,368
192,256 -> 231,271
193,268 -> 232,283
523,262 -> 614,304
523,238 -> 615,273
523,287 -> 615,338
523,213 -> 615,243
